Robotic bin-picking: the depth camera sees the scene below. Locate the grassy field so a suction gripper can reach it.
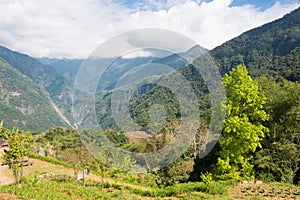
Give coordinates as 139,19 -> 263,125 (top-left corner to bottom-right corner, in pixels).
0,157 -> 299,199
0,176 -> 234,200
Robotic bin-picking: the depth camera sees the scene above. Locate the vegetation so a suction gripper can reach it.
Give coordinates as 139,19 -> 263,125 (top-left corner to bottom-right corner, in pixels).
255,77 -> 300,183
215,65 -> 269,180
0,6 -> 300,200
0,122 -> 33,183
0,46 -> 73,131
0,58 -> 68,132
0,173 -> 236,200
210,7 -> 300,81
239,183 -> 300,199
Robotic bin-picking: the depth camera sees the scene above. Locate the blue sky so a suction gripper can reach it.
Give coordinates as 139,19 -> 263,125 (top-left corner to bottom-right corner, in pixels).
117,0 -> 300,10
230,0 -> 299,9
0,0 -> 299,58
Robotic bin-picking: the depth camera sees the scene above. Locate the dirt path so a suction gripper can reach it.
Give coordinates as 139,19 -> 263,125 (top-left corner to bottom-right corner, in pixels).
0,158 -> 149,191
0,165 -> 14,186
0,193 -> 22,200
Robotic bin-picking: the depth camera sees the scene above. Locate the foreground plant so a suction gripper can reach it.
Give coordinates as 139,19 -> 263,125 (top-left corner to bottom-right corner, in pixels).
216,65 -> 269,180
0,122 -> 33,184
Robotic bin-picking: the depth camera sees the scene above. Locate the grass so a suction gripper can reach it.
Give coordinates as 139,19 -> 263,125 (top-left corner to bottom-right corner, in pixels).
2,173 -> 299,200
28,153 -> 72,168
120,180 -> 234,198
0,176 -> 141,200
0,173 -> 237,200
2,156 -> 299,200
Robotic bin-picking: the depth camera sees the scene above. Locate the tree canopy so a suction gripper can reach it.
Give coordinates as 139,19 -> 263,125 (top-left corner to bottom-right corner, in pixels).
216,65 -> 269,180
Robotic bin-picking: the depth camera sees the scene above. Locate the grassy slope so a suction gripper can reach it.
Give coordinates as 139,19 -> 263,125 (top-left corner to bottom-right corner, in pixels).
1,155 -> 299,199
0,155 -> 234,200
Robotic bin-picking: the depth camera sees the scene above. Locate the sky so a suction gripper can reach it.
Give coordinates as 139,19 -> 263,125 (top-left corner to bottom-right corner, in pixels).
0,0 -> 299,58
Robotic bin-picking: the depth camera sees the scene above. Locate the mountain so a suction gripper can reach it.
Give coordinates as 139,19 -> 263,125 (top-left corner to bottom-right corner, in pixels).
93,7 -> 300,130
39,58 -> 83,81
0,7 -> 299,132
0,58 -> 67,131
0,46 -> 70,97
0,46 -> 73,127
210,7 -> 300,81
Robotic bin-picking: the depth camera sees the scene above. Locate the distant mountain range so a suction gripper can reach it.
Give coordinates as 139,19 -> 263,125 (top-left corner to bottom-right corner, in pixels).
0,7 -> 299,132
39,58 -> 83,81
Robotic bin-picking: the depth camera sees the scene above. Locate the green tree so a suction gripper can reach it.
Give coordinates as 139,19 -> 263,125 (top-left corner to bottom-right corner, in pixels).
255,77 -> 300,183
59,147 -> 92,183
0,122 -> 33,184
216,65 -> 269,180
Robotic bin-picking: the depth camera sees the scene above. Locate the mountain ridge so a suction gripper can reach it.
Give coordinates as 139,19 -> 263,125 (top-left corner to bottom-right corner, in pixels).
0,7 -> 299,131
0,58 -> 67,131
210,6 -> 300,80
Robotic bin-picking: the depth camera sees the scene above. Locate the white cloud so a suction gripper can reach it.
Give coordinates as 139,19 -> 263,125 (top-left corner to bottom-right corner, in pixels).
0,0 -> 299,58
121,50 -> 153,59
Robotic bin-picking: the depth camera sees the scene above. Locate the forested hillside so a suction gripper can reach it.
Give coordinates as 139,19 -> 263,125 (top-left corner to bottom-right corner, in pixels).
210,7 -> 300,81
0,59 -> 67,131
93,7 -> 300,184
0,46 -> 73,131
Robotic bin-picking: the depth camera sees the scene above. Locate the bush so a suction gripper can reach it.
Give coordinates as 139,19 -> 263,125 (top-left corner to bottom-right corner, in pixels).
200,172 -> 214,184
28,153 -> 72,168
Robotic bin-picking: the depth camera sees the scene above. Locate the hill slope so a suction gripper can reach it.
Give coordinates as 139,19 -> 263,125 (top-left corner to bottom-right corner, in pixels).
0,59 -> 67,131
0,45 -> 75,130
210,7 -> 300,81
0,46 -> 70,97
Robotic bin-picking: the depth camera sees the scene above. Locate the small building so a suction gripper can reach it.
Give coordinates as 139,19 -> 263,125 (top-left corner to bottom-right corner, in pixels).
0,139 -> 9,147
37,147 -> 45,156
30,146 -> 46,156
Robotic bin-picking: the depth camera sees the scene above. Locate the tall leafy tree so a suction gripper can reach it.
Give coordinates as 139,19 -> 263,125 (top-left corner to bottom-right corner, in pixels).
255,77 -> 300,183
0,122 -> 33,183
216,65 -> 269,179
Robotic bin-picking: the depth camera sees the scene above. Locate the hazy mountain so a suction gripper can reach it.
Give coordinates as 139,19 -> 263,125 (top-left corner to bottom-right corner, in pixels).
94,7 -> 300,130
0,7 -> 299,132
39,58 -> 83,81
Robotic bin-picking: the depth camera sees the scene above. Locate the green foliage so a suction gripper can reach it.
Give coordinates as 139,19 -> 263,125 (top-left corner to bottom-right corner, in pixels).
210,7 -> 300,81
255,77 -> 300,183
127,180 -> 232,197
200,172 -> 214,184
37,127 -> 82,152
239,182 -> 300,199
105,130 -> 129,147
95,64 -> 209,131
0,177 -> 120,199
0,59 -> 68,132
216,65 -> 269,180
111,154 -> 136,173
0,122 -> 33,183
0,45 -> 72,122
153,158 -> 194,186
0,174 -> 235,200
35,127 -> 95,179
28,153 -> 72,168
